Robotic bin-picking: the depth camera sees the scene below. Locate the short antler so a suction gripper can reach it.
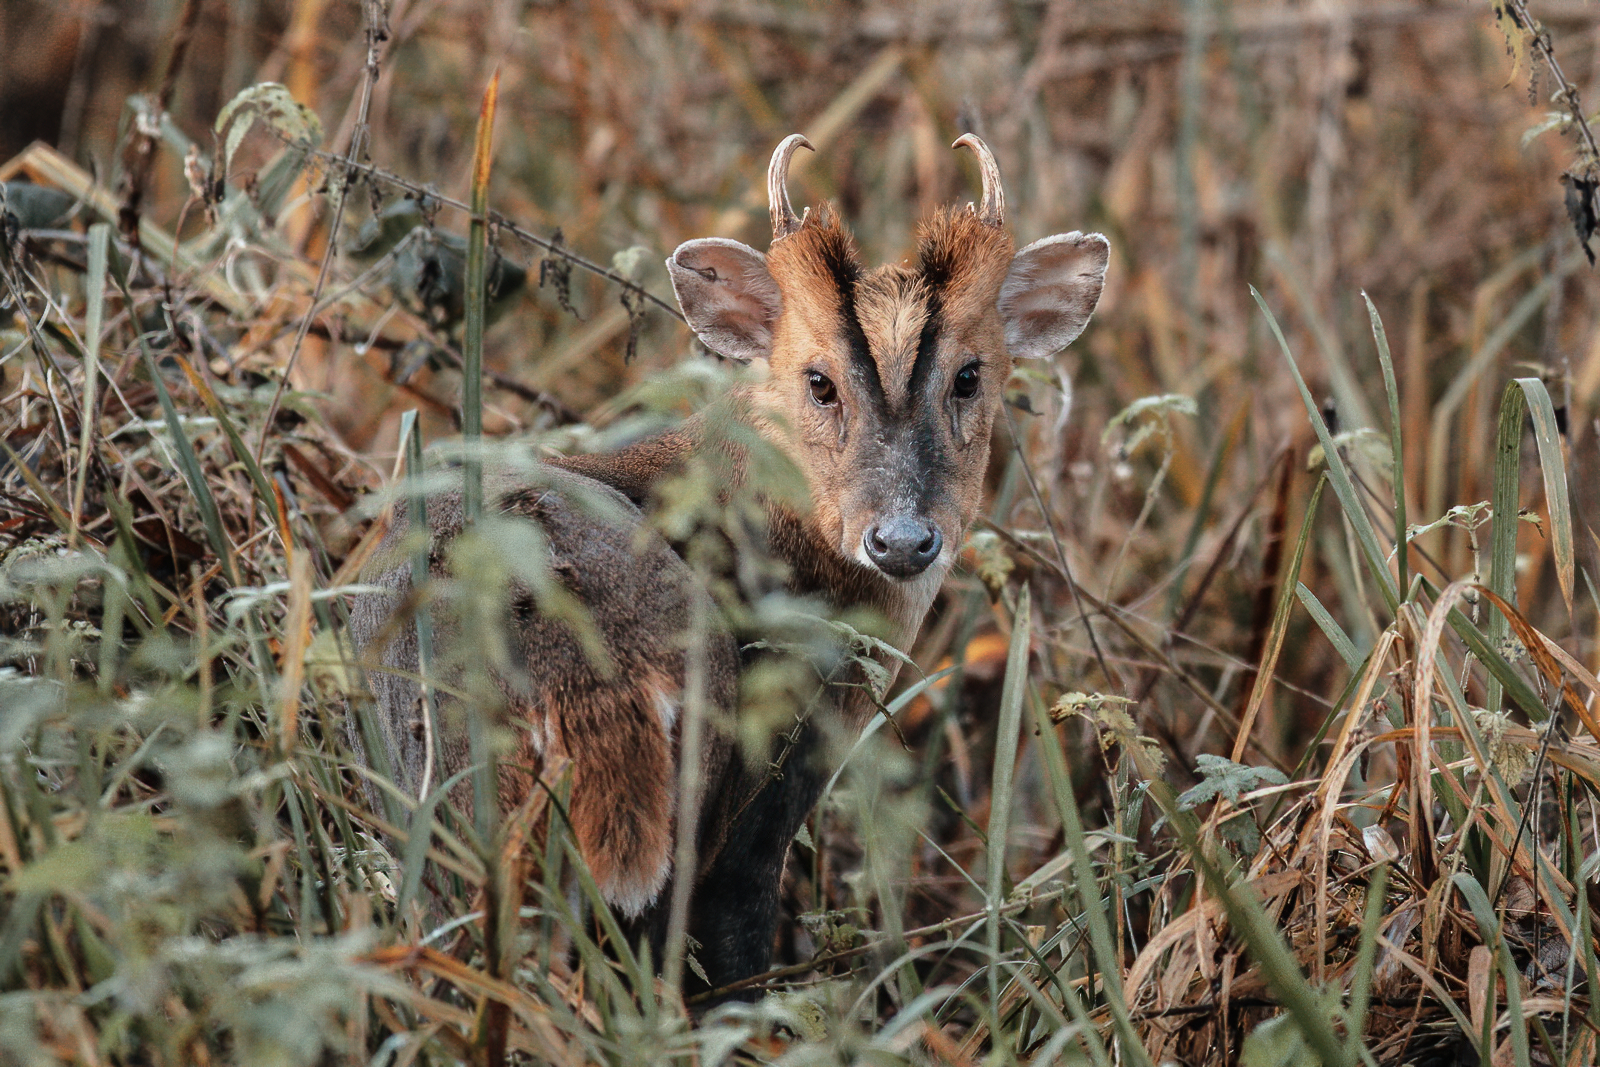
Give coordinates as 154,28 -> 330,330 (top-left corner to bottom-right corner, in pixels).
952,133 -> 1005,228
769,134 -> 814,239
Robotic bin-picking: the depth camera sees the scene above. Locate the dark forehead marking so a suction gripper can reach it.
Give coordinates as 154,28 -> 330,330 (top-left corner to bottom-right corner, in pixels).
813,227 -> 885,410
905,289 -> 944,404
905,236 -> 963,403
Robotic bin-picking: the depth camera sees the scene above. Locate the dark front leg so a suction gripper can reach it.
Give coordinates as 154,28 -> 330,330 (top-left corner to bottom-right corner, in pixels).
687,733 -> 827,996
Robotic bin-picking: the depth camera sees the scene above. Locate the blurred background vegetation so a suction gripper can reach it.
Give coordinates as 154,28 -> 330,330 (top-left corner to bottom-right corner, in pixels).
3,0 -> 1600,1064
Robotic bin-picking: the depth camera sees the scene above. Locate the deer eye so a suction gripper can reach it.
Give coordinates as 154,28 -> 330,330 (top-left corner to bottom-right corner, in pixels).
952,361 -> 981,400
808,371 -> 838,407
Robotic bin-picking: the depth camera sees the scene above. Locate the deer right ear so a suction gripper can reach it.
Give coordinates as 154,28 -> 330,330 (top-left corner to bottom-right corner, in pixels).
999,232 -> 1109,360
666,238 -> 782,363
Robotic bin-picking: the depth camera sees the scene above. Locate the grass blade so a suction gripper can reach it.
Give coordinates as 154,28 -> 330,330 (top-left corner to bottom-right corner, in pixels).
141,348 -> 237,585
71,222 -> 110,545
1455,873 -> 1531,1067
984,582 -> 1031,1026
1231,474 -> 1325,761
1487,377 -> 1573,710
462,68 -> 500,527
1251,286 -> 1398,612
1295,582 -> 1361,670
1364,293 -> 1407,601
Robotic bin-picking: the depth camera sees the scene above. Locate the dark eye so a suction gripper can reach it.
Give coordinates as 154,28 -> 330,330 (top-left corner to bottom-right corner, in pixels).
808,371 -> 838,407
952,361 -> 981,400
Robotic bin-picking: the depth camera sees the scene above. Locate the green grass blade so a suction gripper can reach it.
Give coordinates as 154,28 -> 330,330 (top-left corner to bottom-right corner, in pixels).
1488,380 -> 1524,715
400,410 -> 441,806
985,583 -> 1031,1029
1181,822 -> 1353,1067
1344,863 -> 1388,1050
1364,293 -> 1407,602
72,222 -> 111,543
1295,582 -> 1362,670
1492,379 -> 1573,620
1251,286 -> 1398,613
141,347 -> 237,585
1028,691 -> 1156,1067
1232,474 -> 1324,761
396,766 -> 476,924
1455,873 -> 1530,1067
172,354 -> 278,512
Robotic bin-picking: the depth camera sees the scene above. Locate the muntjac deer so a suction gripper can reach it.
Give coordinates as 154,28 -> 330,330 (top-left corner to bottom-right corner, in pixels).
350,134 -> 1109,991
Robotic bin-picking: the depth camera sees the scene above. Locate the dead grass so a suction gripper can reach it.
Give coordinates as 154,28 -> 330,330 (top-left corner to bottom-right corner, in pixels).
2,1 -> 1600,1064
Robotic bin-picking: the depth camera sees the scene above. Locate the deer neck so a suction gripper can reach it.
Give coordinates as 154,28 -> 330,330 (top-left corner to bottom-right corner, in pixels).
549,407 -> 942,652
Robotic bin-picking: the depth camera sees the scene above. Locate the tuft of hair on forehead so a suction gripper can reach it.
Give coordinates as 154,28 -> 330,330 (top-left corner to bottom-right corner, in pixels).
764,206 -> 862,293
915,207 -> 1016,298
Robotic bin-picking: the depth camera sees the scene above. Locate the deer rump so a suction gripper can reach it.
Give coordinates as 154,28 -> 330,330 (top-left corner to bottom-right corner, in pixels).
349,468 -> 808,992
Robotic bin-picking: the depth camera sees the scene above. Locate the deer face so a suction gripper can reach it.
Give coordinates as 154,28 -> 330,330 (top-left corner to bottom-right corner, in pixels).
667,135 -> 1109,596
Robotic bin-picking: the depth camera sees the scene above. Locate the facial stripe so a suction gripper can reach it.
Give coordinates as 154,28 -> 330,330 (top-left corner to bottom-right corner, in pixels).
904,289 -> 944,407
814,228 -> 885,410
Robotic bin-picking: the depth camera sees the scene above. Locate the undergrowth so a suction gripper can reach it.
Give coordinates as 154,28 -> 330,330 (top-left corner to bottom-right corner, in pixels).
3,2 -> 1600,1065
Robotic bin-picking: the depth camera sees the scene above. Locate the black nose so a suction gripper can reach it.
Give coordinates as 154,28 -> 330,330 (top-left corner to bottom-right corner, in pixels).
863,516 -> 943,579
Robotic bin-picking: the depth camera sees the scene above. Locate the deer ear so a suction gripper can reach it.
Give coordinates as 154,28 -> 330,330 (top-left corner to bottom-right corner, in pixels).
998,232 -> 1110,359
666,238 -> 782,363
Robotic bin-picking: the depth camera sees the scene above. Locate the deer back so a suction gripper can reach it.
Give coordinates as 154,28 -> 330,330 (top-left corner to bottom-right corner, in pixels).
349,465 -> 740,918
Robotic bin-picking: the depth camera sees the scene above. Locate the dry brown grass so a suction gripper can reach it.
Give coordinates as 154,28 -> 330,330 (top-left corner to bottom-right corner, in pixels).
3,1 -> 1600,1064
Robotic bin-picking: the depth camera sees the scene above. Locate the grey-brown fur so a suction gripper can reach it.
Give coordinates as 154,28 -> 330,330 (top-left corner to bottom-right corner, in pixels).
349,468 -> 740,918
350,134 -> 1108,994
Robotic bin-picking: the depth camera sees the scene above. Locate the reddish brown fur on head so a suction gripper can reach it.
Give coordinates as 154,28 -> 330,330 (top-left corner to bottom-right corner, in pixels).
667,135 -> 1109,632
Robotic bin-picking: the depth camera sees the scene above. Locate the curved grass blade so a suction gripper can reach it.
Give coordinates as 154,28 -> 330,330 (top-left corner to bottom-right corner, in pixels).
1363,293 -> 1407,600
985,583 -> 1030,1027
1251,286 -> 1398,612
1487,378 -> 1573,713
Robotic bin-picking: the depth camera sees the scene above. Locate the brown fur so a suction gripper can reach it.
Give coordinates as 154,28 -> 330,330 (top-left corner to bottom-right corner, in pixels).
349,469 -> 739,916
353,180 -> 1107,987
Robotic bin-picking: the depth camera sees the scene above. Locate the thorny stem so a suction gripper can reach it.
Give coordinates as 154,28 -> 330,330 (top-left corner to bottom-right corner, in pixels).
1505,0 -> 1600,172
256,0 -> 392,466
292,143 -> 687,324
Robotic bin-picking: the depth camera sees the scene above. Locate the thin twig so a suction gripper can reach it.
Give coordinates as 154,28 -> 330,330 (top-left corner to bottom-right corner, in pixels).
1505,0 -> 1600,172
293,143 -> 686,323
256,0 -> 392,465
1003,404 -> 1120,691
687,883 -> 1072,1003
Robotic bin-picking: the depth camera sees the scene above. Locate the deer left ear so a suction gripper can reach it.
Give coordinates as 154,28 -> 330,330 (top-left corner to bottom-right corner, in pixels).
998,232 -> 1110,360
666,238 -> 783,363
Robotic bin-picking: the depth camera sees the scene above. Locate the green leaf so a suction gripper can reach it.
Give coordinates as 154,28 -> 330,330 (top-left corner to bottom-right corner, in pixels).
215,83 -> 324,177
1178,754 -> 1288,809
1240,1013 -> 1319,1067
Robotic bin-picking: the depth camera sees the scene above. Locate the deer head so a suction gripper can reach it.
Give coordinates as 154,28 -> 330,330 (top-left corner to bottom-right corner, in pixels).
666,134 -> 1109,622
